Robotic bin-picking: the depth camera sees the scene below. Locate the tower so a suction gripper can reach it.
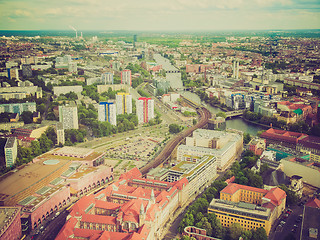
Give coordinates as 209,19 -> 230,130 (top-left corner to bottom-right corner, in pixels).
59,104 -> 78,129
98,101 -> 116,126
139,203 -> 145,227
116,93 -> 132,115
136,97 -> 154,124
121,70 -> 132,86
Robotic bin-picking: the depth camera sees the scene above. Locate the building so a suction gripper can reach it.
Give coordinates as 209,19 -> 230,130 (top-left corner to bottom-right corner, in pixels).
260,128 -> 308,149
280,156 -> 320,188
121,70 -> 131,86
248,138 -> 266,156
116,93 -> 132,115
207,117 -> 226,131
68,62 -> 77,73
0,86 -> 42,100
4,137 -> 17,168
101,73 -> 113,85
0,207 -> 21,240
56,122 -> 65,145
56,168 -> 188,240
53,85 -> 83,97
0,102 -> 36,115
208,183 -> 286,235
21,64 -> 32,78
300,198 -> 320,240
0,146 -> 111,231
98,101 -> 117,126
59,104 -> 79,130
183,226 -> 220,240
97,84 -> 130,94
178,129 -> 243,170
164,155 -> 217,197
136,98 -> 154,124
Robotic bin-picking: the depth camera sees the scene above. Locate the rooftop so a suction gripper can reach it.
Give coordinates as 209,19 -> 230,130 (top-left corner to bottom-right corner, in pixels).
0,207 -> 20,234
0,159 -> 70,202
209,198 -> 271,220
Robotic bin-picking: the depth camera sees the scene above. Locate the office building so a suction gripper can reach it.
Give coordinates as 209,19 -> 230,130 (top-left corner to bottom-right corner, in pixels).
98,102 -> 116,126
59,104 -> 79,130
136,98 -> 154,124
101,73 -> 113,85
208,183 -> 286,235
121,70 -> 131,86
116,93 -> 132,115
4,137 -> 17,167
178,129 -> 243,170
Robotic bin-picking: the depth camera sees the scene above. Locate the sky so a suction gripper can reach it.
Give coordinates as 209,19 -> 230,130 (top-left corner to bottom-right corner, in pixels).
0,0 -> 319,31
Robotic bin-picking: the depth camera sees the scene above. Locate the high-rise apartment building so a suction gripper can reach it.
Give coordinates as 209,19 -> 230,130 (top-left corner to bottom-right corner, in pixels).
136,97 -> 154,124
56,122 -> 65,145
121,70 -> 131,86
4,137 -> 17,167
59,104 -> 79,130
98,102 -> 116,126
116,93 -> 132,115
101,73 -> 113,84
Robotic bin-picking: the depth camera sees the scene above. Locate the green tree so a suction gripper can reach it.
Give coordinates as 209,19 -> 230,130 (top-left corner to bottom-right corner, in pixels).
243,133 -> 251,144
278,184 -> 299,205
20,111 -> 33,124
229,223 -> 243,240
251,227 -> 267,240
31,141 -> 41,156
45,126 -> 57,145
169,124 -> 183,134
38,133 -> 53,153
216,112 -> 226,119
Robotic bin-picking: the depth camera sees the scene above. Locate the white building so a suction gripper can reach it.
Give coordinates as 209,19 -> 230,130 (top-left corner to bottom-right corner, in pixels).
0,102 -> 36,115
68,62 -> 77,73
56,122 -> 65,145
59,104 -> 79,130
178,129 -> 243,170
121,70 -> 131,86
136,98 -> 154,124
116,93 -> 132,115
98,102 -> 117,126
4,137 -> 17,167
101,73 -> 113,85
53,85 -> 83,97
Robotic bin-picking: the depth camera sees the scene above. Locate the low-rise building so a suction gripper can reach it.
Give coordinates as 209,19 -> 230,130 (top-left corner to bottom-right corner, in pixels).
0,207 -> 21,240
208,183 -> 286,235
56,168 -> 188,240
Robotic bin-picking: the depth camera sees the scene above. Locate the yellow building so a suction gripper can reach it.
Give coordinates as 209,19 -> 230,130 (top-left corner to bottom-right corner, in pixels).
208,183 -> 286,235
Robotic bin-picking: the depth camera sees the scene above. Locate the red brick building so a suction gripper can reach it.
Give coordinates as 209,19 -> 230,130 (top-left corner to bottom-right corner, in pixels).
0,207 -> 21,240
56,168 -> 188,240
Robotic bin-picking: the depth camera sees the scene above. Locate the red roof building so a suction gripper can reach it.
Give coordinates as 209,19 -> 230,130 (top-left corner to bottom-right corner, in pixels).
56,168 -> 188,240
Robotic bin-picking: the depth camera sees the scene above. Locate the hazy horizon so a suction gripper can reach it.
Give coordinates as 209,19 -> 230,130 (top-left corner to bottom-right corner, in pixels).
0,0 -> 319,32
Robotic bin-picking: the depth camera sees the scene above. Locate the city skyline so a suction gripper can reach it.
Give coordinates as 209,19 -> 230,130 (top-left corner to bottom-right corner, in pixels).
0,0 -> 319,31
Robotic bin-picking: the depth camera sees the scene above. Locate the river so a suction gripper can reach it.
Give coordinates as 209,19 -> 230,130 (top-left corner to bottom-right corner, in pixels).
154,54 -> 265,136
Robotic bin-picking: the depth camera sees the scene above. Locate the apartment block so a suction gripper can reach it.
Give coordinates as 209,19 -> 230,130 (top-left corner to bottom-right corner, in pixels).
136,98 -> 154,124
59,104 -> 79,130
98,101 -> 117,126
116,93 -> 132,115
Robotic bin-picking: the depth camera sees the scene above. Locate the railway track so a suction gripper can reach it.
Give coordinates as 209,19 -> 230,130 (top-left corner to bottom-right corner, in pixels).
140,106 -> 211,175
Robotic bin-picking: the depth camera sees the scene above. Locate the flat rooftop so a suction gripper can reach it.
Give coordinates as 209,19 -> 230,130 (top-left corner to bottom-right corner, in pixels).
35,147 -> 104,162
0,207 -> 19,232
209,199 -> 271,220
0,159 -> 70,201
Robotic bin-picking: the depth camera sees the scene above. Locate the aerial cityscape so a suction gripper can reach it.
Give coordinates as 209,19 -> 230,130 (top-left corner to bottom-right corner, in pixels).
0,1 -> 319,240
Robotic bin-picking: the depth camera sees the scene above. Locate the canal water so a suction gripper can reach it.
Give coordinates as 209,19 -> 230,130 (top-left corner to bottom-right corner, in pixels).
154,54 -> 265,136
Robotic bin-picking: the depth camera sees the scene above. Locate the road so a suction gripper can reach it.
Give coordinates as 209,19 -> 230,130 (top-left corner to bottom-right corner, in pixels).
140,107 -> 211,175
